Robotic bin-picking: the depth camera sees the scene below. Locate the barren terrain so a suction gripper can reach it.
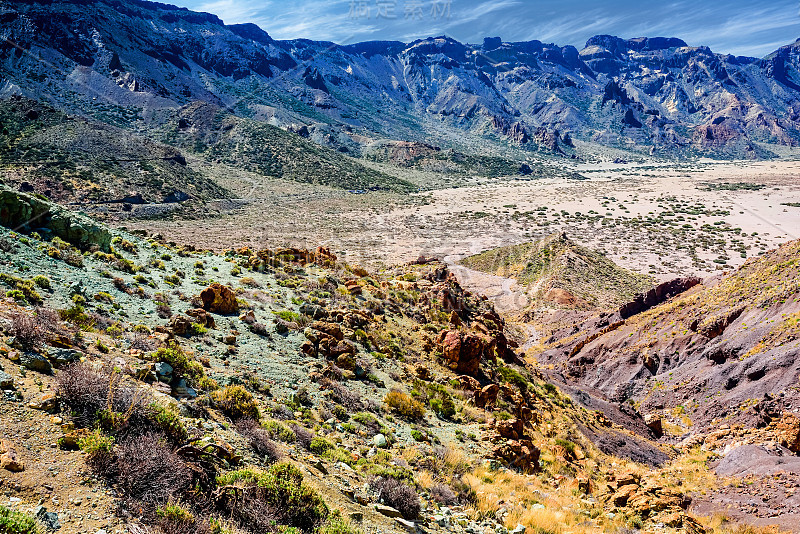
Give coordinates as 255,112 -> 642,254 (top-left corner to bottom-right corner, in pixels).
128,158 -> 800,282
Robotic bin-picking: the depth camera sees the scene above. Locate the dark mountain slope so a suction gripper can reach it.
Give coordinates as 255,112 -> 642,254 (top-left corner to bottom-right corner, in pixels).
2,0 -> 800,157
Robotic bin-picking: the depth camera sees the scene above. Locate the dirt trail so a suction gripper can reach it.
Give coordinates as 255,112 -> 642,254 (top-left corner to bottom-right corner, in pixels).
443,254 -> 528,314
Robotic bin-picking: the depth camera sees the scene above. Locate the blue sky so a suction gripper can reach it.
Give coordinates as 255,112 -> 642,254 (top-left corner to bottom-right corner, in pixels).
174,0 -> 800,57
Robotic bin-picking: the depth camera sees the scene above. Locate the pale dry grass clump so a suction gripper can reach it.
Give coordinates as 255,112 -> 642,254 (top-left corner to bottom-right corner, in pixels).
462,466 -> 623,534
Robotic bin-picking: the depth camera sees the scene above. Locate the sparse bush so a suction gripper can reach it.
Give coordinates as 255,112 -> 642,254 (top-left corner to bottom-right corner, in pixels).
213,385 -> 260,420
289,423 -> 314,449
369,476 -> 420,519
237,419 -> 282,463
156,303 -> 173,319
114,433 -> 191,512
430,483 -> 457,505
77,429 -> 116,470
216,463 -> 329,533
150,345 -> 205,386
9,311 -> 47,351
32,275 -> 51,290
384,390 -> 425,420
263,420 -> 295,443
320,516 -> 361,534
147,403 -> 188,444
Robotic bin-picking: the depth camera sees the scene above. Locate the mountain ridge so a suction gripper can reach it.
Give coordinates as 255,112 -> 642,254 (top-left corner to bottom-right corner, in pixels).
2,0 -> 800,160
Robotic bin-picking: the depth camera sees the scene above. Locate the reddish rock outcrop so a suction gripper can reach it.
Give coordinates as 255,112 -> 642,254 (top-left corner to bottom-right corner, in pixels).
475,384 -> 499,408
200,283 -> 239,315
438,329 -> 494,376
492,439 -> 540,472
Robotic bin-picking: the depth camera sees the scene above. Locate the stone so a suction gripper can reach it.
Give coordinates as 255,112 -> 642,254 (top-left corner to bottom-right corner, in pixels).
19,352 -> 52,374
456,375 -> 481,391
395,518 -> 416,531
375,504 -> 403,518
492,439 -> 540,472
0,370 -> 14,389
776,413 -> 800,453
155,362 -> 173,382
186,308 -> 216,329
169,315 -> 193,336
239,310 -> 256,325
475,384 -> 499,409
373,434 -> 388,448
611,484 -> 639,507
0,440 -> 24,472
0,187 -> 111,250
311,458 -> 328,474
511,524 -> 526,534
200,283 -> 239,315
615,472 -> 641,488
28,393 -> 58,412
644,413 -> 663,438
345,279 -> 362,295
437,330 -> 492,377
300,303 -> 328,320
172,378 -> 197,398
496,418 -> 524,440
46,348 -> 82,368
311,321 -> 344,341
35,506 -> 60,531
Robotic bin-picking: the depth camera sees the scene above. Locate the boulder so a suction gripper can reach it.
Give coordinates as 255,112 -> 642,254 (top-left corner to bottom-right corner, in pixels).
375,504 -> 403,518
496,418 -> 524,440
0,370 -> 14,389
345,279 -> 362,295
492,439 -> 540,472
475,384 -> 499,408
644,414 -> 663,438
200,283 -> 239,315
438,330 -> 493,377
19,352 -> 52,374
776,413 -> 800,453
155,362 -> 173,382
0,440 -> 24,472
611,484 -> 639,506
456,375 -> 481,391
46,348 -> 82,368
311,321 -> 344,341
186,308 -> 216,328
169,315 -> 193,336
0,187 -> 111,250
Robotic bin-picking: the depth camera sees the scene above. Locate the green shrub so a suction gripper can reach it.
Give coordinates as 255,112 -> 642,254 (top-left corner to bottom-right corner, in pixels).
147,403 -> 188,443
274,310 -> 300,322
78,430 -> 115,459
320,516 -> 361,534
213,385 -> 260,420
263,420 -> 295,442
216,463 -> 329,532
309,437 -> 334,455
156,503 -> 194,524
0,504 -> 43,534
384,390 -> 425,420
32,275 -> 51,290
150,346 -> 205,385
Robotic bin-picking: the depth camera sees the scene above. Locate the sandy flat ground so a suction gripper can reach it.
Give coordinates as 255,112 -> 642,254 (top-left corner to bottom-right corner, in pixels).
127,159 -> 800,282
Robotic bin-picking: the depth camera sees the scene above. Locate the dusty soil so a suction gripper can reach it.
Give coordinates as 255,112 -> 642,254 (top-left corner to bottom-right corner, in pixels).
127,159 -> 800,280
